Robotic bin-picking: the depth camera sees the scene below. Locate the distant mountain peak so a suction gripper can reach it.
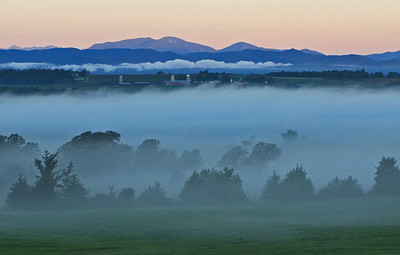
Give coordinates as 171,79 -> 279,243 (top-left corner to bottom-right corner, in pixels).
220,42 -> 262,52
88,36 -> 216,55
6,45 -> 58,51
300,49 -> 325,56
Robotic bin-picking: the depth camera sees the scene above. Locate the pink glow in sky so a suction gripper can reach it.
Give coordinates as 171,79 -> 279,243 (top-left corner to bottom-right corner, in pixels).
1,0 -> 400,54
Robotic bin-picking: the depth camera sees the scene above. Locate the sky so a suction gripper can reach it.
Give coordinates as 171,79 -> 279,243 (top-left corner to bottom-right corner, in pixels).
1,0 -> 400,55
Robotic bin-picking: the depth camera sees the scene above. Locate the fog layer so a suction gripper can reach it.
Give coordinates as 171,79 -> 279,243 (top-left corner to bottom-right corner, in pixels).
0,60 -> 291,73
1,85 -> 400,199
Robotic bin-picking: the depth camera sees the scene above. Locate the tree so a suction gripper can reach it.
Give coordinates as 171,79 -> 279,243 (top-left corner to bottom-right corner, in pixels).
60,162 -> 88,205
178,150 -> 203,170
0,134 -> 40,200
217,146 -> 248,168
318,176 -> 363,199
261,171 -> 282,203
135,139 -> 177,171
136,182 -> 171,206
372,157 -> 400,195
281,130 -> 298,142
136,139 -> 161,157
7,134 -> 26,148
248,142 -> 281,167
57,131 -> 132,175
180,168 -> 248,206
6,174 -> 32,210
33,151 -> 63,205
279,165 -> 314,201
118,187 -> 135,206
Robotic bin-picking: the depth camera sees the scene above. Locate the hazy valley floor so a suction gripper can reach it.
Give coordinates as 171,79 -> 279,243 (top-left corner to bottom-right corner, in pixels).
1,197 -> 400,255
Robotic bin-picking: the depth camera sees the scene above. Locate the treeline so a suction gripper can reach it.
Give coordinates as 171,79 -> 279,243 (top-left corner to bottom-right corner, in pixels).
0,131 -> 283,179
5,151 -> 400,210
0,69 -> 87,85
2,131 -> 400,210
266,69 -> 400,80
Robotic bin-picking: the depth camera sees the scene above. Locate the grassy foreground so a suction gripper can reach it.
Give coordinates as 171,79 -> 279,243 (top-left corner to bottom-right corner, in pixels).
1,198 -> 400,255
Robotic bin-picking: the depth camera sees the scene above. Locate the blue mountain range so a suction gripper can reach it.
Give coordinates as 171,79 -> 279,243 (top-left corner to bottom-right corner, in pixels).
1,37 -> 400,73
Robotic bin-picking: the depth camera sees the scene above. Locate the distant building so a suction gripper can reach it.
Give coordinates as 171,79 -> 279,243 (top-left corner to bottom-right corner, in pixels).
164,74 -> 190,86
118,75 -> 131,85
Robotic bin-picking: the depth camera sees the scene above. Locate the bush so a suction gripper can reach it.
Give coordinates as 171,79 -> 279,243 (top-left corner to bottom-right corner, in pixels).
136,182 -> 172,207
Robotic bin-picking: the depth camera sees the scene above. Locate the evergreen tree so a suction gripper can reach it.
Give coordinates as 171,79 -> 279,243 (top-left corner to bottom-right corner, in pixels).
279,165 -> 314,201
33,151 -> 63,205
372,157 -> 400,195
261,171 -> 282,202
6,174 -> 32,210
60,162 -> 88,205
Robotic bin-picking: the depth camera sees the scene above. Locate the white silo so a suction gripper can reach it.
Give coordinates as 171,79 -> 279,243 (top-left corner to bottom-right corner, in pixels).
186,74 -> 191,85
119,75 -> 123,84
171,75 -> 175,81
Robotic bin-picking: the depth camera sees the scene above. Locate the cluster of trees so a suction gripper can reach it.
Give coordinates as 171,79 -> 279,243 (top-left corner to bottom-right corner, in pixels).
90,182 -> 172,208
0,134 -> 41,199
180,168 -> 248,206
0,133 -> 39,154
5,151 -> 400,210
57,131 -> 203,176
189,69 -> 400,85
262,157 -> 400,203
0,69 -> 87,85
189,70 -> 273,85
5,150 -> 249,209
6,151 -> 88,210
6,155 -> 400,210
266,70 -> 392,80
217,142 -> 281,168
3,131 -> 400,210
6,151 -> 173,210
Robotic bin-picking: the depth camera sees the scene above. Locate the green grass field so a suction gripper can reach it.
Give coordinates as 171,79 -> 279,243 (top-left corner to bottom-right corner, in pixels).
1,197 -> 400,254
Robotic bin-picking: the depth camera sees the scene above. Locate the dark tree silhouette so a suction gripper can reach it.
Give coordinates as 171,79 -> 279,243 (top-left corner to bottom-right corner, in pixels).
180,168 -> 248,206
135,139 -> 177,171
118,187 -> 135,206
6,134 -> 26,147
57,131 -> 132,175
33,151 -> 63,205
318,176 -> 363,199
248,142 -> 281,167
60,162 -> 88,205
279,165 -> 314,201
136,182 -> 171,206
262,166 -> 314,202
261,171 -> 282,203
178,149 -> 203,170
281,129 -> 298,142
6,174 -> 32,210
372,157 -> 400,196
0,69 -> 86,85
217,146 -> 248,168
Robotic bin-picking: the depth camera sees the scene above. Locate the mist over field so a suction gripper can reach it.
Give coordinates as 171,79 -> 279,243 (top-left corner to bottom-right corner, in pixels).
1,85 -> 400,200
